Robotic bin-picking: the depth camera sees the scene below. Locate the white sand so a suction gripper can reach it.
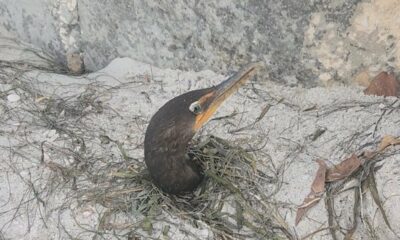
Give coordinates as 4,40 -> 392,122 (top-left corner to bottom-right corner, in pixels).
0,56 -> 399,239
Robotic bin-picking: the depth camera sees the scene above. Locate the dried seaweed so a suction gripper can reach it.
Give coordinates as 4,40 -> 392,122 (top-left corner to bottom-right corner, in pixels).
0,61 -> 291,240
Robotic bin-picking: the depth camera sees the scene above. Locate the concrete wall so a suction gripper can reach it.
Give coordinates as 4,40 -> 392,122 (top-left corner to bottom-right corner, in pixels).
1,0 -> 399,86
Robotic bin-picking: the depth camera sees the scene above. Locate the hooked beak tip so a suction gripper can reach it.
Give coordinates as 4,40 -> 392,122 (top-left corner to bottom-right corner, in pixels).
214,61 -> 263,97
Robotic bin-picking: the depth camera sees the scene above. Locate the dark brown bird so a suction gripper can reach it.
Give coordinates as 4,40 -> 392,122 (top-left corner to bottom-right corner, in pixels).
144,63 -> 261,194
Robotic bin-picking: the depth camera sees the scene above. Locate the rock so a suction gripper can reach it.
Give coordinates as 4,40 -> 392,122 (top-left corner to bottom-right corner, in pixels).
0,0 -> 377,86
67,52 -> 84,74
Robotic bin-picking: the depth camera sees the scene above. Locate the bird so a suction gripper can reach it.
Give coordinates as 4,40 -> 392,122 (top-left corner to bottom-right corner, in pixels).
144,62 -> 261,194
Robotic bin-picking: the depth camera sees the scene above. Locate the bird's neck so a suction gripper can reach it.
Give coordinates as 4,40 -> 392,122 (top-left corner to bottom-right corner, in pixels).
144,131 -> 204,193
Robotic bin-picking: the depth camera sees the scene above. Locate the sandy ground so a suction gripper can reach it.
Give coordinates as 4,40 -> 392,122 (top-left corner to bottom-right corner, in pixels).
0,50 -> 399,240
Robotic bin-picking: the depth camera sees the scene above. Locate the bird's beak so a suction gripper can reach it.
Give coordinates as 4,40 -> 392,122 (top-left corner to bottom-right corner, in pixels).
193,62 -> 263,130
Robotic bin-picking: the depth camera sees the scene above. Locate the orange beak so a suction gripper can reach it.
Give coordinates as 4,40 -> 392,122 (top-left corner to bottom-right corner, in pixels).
193,62 -> 262,130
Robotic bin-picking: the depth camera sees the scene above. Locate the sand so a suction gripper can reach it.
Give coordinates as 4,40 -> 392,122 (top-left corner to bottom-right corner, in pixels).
0,50 -> 399,239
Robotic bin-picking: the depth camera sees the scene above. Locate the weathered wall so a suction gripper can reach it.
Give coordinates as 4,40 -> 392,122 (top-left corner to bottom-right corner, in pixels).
0,0 -> 83,72
1,0 -> 399,86
0,0 -> 64,63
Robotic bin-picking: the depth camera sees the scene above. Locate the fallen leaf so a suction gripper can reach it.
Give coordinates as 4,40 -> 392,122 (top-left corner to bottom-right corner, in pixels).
364,72 -> 399,97
378,135 -> 400,152
326,154 -> 361,182
295,159 -> 327,225
311,159 -> 327,193
361,150 -> 376,160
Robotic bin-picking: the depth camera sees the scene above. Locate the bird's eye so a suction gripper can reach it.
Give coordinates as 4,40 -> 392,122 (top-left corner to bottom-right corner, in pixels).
189,101 -> 202,114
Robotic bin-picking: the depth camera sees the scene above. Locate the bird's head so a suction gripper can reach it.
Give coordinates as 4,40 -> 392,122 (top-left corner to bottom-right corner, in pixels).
145,62 -> 262,148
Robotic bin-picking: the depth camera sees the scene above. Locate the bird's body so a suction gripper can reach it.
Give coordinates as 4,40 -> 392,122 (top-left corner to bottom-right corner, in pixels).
144,63 -> 261,194
144,89 -> 211,193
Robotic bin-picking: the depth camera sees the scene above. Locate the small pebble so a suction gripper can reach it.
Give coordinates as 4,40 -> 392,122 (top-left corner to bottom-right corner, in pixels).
7,93 -> 20,102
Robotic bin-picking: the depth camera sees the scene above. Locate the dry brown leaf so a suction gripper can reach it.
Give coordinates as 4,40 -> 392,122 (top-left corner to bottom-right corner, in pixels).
378,135 -> 400,152
295,159 -> 327,225
311,159 -> 327,193
361,150 -> 376,160
326,154 -> 361,182
364,72 -> 399,97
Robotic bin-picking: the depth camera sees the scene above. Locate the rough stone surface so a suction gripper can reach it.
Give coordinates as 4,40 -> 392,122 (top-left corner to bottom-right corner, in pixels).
77,0 -> 363,86
2,0 -> 400,86
304,0 -> 400,86
0,0 -> 65,64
